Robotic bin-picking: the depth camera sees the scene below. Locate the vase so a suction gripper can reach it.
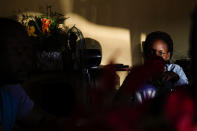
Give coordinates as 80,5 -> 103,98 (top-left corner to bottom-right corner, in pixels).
37,51 -> 64,71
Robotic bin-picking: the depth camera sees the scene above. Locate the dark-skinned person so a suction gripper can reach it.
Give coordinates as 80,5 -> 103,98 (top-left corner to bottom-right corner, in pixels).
143,31 -> 188,87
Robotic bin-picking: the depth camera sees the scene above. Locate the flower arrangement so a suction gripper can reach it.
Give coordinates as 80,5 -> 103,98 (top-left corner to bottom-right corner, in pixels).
17,6 -> 69,52
16,6 -> 86,71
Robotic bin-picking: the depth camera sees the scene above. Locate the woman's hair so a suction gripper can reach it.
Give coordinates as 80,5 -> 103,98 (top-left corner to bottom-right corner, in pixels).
143,31 -> 174,60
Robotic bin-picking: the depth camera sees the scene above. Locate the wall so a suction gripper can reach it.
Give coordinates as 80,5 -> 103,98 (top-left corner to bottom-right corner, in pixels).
70,0 -> 197,64
1,0 -> 197,65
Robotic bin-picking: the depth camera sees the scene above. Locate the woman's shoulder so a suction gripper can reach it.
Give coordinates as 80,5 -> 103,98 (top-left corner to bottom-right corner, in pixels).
167,63 -> 181,67
166,63 -> 182,71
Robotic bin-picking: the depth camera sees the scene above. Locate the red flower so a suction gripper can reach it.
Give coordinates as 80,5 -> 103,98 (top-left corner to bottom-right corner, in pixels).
165,88 -> 195,131
42,18 -> 51,34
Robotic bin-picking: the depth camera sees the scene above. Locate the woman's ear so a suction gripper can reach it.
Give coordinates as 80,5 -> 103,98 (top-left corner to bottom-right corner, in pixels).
166,52 -> 171,60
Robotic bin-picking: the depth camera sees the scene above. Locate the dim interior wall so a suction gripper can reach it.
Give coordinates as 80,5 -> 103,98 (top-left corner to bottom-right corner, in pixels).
0,0 -> 71,17
70,0 -> 197,65
0,0 -> 132,66
1,0 -> 197,66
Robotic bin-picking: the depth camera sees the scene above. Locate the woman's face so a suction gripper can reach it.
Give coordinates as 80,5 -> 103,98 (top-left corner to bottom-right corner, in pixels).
152,40 -> 171,61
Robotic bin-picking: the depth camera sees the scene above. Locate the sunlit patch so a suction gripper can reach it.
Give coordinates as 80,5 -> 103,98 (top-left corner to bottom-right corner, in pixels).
64,13 -> 131,87
65,13 -> 131,67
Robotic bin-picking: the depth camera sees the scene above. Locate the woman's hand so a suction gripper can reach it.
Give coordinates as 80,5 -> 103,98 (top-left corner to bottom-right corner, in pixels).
161,71 -> 179,84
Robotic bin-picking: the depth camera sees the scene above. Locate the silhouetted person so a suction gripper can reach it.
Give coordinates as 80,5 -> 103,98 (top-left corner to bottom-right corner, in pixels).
0,18 -> 34,130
